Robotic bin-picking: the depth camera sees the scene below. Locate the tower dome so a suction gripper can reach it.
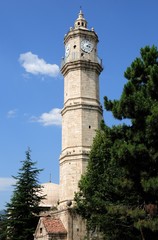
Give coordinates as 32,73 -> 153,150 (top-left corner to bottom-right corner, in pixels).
39,182 -> 59,208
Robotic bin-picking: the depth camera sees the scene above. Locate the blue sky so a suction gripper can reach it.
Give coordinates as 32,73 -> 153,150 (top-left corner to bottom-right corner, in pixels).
0,0 -> 158,210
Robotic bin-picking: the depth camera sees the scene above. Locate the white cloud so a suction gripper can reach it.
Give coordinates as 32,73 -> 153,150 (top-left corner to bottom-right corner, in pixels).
30,108 -> 62,126
0,178 -> 16,191
19,52 -> 60,77
7,109 -> 18,118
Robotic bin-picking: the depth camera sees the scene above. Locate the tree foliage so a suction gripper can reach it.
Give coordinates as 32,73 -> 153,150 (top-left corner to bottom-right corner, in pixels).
0,148 -> 44,240
75,46 -> 158,239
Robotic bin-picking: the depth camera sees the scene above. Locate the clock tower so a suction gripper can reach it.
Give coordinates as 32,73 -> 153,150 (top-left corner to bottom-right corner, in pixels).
59,10 -> 103,207
34,10 -> 103,240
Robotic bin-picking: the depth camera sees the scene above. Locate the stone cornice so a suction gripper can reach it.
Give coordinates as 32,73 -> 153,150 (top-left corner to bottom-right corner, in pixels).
64,28 -> 99,44
61,103 -> 103,116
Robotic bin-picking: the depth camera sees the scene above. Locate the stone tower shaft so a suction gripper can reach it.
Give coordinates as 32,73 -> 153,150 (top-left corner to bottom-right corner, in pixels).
59,11 -> 103,206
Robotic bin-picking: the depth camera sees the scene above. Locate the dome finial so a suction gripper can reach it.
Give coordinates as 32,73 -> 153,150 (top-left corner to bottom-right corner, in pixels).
49,173 -> 52,183
79,6 -> 83,14
78,7 -> 84,19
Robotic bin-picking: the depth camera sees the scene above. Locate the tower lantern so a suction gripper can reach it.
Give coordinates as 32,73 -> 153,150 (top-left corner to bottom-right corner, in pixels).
74,9 -> 87,29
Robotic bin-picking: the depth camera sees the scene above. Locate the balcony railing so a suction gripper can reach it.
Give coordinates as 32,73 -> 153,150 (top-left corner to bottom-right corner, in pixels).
61,52 -> 103,69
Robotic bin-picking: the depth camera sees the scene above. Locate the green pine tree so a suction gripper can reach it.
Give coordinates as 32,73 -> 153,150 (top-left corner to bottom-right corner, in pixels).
75,46 -> 158,240
1,148 -> 45,240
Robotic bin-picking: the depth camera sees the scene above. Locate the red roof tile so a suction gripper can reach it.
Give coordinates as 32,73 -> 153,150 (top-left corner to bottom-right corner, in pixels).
42,217 -> 67,234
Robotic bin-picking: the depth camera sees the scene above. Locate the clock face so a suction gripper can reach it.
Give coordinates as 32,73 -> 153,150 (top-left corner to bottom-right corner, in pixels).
65,44 -> 70,57
81,39 -> 93,53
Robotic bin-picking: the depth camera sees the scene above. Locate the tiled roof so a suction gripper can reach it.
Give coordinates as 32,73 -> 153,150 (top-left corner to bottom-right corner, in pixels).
42,217 -> 67,234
